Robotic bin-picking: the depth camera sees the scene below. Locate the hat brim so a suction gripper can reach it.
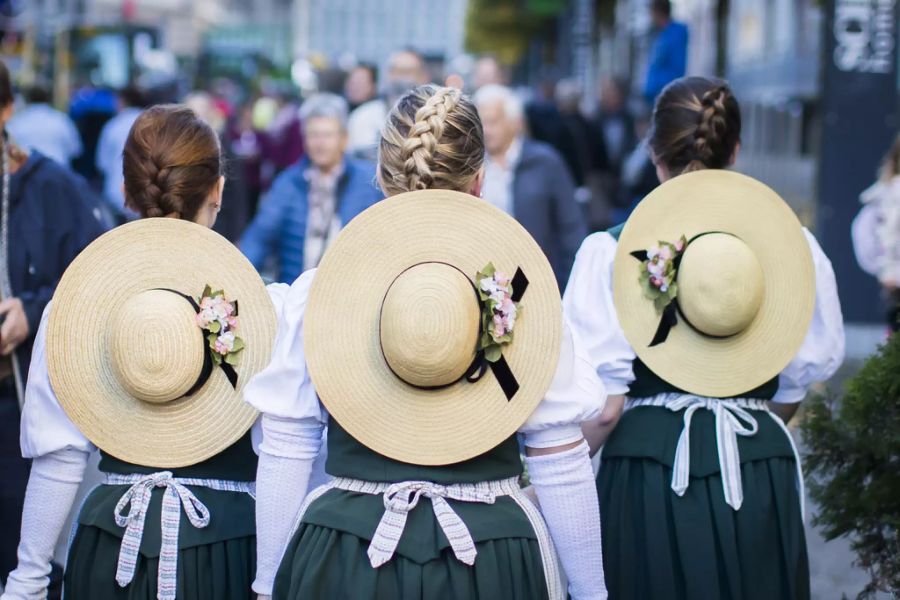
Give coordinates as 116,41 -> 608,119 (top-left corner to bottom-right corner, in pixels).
613,170 -> 816,398
47,219 -> 276,467
304,190 -> 562,465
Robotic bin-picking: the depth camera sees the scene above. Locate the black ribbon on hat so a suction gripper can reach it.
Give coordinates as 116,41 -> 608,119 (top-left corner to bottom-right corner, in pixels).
630,231 -> 730,347
156,288 -> 239,395
464,267 -> 529,401
629,248 -> 684,347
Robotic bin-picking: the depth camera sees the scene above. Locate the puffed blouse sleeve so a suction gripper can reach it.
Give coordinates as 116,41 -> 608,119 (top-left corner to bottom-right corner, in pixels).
243,269 -> 329,424
519,314 -> 607,448
772,229 -> 846,404
20,302 -> 95,458
562,232 -> 636,395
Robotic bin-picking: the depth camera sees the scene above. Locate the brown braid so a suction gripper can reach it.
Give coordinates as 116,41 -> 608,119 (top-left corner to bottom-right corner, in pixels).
123,105 -> 222,220
648,77 -> 741,177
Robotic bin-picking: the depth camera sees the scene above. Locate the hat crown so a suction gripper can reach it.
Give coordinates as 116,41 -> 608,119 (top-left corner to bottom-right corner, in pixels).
109,289 -> 204,404
677,233 -> 765,337
379,263 -> 480,389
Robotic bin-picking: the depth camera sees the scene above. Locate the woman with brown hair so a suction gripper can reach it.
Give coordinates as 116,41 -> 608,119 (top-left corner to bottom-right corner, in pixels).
245,84 -> 609,599
565,76 -> 845,599
3,105 -> 278,600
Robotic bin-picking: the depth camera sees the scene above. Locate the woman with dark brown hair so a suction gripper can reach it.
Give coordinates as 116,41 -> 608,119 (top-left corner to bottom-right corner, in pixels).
3,105 -> 271,600
565,77 -> 845,599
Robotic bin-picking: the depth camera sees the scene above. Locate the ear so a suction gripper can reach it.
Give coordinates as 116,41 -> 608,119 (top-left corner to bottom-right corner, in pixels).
469,167 -> 485,197
121,182 -> 136,213
729,142 -> 741,167
215,175 -> 225,203
0,102 -> 13,125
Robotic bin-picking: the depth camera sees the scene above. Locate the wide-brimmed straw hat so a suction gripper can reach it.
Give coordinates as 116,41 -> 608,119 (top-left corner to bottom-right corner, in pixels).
304,190 -> 562,466
47,219 -> 276,467
613,169 -> 815,398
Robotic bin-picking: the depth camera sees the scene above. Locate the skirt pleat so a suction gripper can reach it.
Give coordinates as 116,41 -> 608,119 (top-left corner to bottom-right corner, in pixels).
599,455 -> 809,600
63,525 -> 255,600
272,523 -> 548,600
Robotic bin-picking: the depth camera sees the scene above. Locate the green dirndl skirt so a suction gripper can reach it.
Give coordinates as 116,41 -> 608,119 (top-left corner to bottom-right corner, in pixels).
272,522 -> 548,600
63,525 -> 255,600
598,406 -> 809,600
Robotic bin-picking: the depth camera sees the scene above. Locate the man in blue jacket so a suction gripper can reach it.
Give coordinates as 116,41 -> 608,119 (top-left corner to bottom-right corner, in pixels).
240,93 -> 383,283
644,0 -> 689,103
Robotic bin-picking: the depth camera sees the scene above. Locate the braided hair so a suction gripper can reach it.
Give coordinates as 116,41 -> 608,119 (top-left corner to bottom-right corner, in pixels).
123,105 -> 222,220
648,76 -> 741,177
378,85 -> 484,196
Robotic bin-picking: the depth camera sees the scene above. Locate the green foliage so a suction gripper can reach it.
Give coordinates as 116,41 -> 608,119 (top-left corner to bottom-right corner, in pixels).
801,333 -> 900,598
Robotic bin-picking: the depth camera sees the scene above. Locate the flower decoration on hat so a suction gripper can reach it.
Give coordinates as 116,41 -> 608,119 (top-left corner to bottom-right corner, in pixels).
195,285 -> 244,368
637,236 -> 687,313
631,235 -> 687,347
476,263 -> 520,363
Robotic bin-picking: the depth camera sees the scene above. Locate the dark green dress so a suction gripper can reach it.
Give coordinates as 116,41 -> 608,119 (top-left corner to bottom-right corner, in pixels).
598,226 -> 809,600
63,432 -> 257,600
272,421 -> 550,600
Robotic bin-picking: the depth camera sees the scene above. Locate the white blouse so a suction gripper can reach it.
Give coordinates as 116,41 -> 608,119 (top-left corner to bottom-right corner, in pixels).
243,268 -> 607,451
563,229 -> 845,403
19,283 -> 293,460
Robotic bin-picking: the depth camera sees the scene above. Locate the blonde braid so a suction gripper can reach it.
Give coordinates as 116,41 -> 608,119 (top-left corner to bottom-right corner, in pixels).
400,87 -> 462,190
377,84 -> 484,196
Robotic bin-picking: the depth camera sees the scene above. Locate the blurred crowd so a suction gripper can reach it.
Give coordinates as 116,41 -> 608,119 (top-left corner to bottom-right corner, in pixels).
5,46 -> 678,290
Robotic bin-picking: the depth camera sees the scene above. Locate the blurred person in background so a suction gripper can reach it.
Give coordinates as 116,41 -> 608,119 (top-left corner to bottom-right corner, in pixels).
345,63 -> 379,111
7,84 -> 82,167
644,0 -> 688,104
240,93 -> 383,283
595,77 -> 636,195
346,63 -> 386,161
262,91 -> 305,185
387,48 -> 430,89
95,85 -> 146,222
852,133 -> 900,333
475,84 -> 585,289
614,110 -> 660,224
68,85 -> 117,183
472,55 -> 509,90
554,78 -> 607,208
186,92 -> 250,244
229,102 -> 266,220
0,59 -> 106,595
347,49 -> 430,162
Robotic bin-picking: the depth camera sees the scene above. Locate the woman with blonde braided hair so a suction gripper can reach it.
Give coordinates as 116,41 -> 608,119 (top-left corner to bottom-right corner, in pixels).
247,84 -> 610,599
565,76 -> 844,599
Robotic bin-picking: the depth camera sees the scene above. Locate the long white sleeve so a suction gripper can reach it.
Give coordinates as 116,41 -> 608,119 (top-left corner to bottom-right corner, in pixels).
244,271 -> 329,594
526,441 -> 606,600
2,449 -> 89,600
563,233 -> 636,395
773,230 -> 846,404
252,414 -> 322,595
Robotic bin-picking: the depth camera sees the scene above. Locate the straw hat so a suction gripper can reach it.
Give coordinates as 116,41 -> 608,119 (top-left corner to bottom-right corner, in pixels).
613,170 -> 815,398
304,190 -> 562,466
47,219 -> 276,467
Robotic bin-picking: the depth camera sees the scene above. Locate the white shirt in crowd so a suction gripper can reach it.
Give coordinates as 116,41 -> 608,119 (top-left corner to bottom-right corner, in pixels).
346,98 -> 387,159
7,103 -> 82,166
852,175 -> 900,286
96,107 -> 142,215
481,137 -> 522,216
